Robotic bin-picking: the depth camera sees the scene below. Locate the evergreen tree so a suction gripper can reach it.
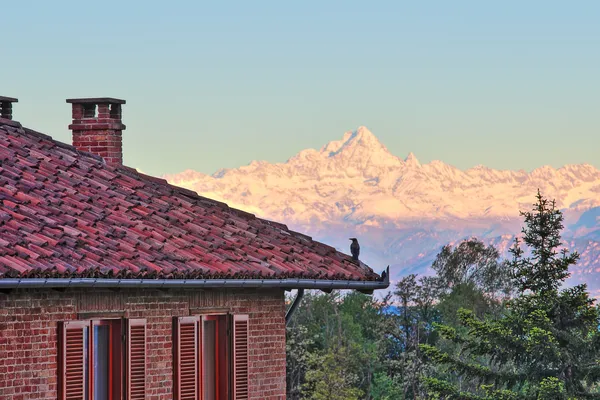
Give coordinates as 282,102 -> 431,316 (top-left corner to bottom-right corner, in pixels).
511,191 -> 576,295
421,191 -> 600,399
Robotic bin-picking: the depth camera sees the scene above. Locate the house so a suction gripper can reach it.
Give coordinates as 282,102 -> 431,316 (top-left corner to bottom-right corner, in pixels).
0,96 -> 389,400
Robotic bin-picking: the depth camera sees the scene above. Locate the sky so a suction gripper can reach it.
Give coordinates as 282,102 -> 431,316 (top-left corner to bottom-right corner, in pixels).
3,1 -> 599,177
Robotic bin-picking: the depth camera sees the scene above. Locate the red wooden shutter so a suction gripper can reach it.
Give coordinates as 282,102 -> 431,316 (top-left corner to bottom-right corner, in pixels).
233,315 -> 249,400
58,320 -> 89,400
127,318 -> 147,400
174,316 -> 199,400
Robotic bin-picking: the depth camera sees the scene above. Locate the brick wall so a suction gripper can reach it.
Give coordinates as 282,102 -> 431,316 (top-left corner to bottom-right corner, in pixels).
0,288 -> 286,400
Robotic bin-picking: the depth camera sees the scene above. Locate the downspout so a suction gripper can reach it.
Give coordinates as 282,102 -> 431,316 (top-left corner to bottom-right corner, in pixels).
285,288 -> 305,326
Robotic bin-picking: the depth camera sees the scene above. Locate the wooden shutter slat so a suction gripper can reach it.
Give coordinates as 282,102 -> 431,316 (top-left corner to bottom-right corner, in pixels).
59,320 -> 89,400
175,316 -> 199,400
127,319 -> 147,400
233,315 -> 249,400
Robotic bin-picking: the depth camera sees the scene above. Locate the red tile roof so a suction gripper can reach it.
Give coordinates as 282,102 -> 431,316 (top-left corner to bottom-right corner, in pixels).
0,118 -> 381,282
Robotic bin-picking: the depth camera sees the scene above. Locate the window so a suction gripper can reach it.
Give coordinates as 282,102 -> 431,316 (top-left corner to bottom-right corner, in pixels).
92,320 -> 116,400
174,314 -> 249,400
202,315 -> 228,399
59,319 -> 146,400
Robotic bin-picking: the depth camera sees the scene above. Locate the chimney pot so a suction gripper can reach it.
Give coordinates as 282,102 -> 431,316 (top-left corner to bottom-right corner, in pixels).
0,96 -> 18,120
66,97 -> 126,166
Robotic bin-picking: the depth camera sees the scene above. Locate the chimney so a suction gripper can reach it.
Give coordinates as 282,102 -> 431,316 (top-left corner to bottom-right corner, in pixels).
0,96 -> 18,120
66,97 -> 126,166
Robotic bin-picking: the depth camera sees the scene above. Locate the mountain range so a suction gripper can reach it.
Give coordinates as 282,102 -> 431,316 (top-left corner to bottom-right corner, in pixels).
163,127 -> 600,295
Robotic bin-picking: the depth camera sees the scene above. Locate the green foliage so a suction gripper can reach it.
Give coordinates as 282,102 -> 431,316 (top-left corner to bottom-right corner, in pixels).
511,190 -> 577,295
431,238 -> 514,299
286,239 -> 512,399
538,377 -> 566,400
286,291 -> 396,399
302,346 -> 364,400
286,191 -> 600,400
370,372 -> 404,400
287,324 -> 315,399
420,192 -> 600,399
436,282 -> 496,327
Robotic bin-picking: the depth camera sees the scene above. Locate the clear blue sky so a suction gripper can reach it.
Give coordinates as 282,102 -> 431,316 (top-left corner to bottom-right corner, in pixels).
3,1 -> 599,176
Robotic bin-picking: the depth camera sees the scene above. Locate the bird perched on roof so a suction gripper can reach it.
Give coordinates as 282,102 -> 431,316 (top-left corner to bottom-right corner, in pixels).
349,238 -> 360,261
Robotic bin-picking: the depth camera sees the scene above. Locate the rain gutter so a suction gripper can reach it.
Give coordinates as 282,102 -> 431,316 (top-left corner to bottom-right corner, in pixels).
0,267 -> 389,291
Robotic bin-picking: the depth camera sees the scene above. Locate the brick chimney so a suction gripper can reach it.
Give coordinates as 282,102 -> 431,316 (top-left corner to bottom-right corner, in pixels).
0,96 -> 18,120
66,97 -> 126,166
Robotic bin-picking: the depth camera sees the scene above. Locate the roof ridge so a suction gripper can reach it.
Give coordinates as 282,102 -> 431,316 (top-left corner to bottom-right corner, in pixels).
0,118 -> 107,164
22,127 -> 106,163
0,117 -> 25,130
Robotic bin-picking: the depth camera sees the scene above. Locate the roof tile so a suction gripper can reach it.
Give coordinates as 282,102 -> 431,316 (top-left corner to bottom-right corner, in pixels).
0,119 -> 381,281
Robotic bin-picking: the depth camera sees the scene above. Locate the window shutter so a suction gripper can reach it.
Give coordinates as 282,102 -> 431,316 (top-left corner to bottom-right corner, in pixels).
127,318 -> 147,400
233,315 -> 249,400
174,316 -> 199,400
58,320 -> 89,400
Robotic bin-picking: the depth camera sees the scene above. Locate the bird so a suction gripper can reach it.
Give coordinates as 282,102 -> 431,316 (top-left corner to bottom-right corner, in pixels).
349,238 -> 360,261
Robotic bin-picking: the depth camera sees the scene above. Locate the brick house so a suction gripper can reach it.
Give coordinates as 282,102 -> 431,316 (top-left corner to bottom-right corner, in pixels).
0,96 -> 388,400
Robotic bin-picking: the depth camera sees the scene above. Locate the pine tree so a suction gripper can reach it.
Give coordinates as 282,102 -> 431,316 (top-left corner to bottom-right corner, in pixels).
511,191 -> 576,295
421,191 -> 600,399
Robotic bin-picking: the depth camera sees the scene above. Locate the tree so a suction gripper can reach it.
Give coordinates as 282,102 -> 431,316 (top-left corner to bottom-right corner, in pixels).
421,191 -> 600,399
287,324 -> 315,399
370,372 -> 404,400
286,290 -> 397,399
302,346 -> 364,400
511,190 -> 577,295
431,238 -> 514,299
390,275 -> 441,398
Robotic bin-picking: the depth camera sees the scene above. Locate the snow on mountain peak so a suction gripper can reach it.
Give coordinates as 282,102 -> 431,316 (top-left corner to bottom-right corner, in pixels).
404,152 -> 420,167
164,126 -> 600,225
320,126 -> 383,154
316,126 -> 401,170
355,125 -> 379,142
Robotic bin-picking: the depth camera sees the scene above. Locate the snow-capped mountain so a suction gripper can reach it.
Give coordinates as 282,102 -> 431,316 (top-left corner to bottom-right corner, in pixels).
164,126 -> 600,294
